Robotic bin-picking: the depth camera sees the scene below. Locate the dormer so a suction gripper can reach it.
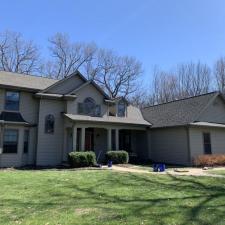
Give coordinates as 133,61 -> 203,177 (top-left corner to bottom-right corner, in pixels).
106,97 -> 128,117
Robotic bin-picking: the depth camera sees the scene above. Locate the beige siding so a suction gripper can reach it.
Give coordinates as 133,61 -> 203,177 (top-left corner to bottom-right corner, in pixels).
20,92 -> 39,124
199,96 -> 225,124
150,127 -> 190,165
189,127 -> 225,159
67,83 -> 108,116
47,76 -> 84,94
0,90 -> 39,124
36,99 -> 65,166
0,89 -> 39,167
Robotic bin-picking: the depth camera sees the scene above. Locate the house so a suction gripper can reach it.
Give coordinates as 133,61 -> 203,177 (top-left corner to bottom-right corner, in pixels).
142,92 -> 225,165
1,70 -> 225,168
0,71 -> 149,167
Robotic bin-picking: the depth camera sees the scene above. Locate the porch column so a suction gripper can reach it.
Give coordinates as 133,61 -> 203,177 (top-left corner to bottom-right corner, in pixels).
107,128 -> 112,150
72,125 -> 77,151
115,129 -> 119,150
81,127 -> 85,151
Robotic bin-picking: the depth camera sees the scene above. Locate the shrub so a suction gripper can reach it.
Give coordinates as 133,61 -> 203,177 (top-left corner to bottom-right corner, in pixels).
105,150 -> 129,164
68,151 -> 96,168
193,154 -> 225,167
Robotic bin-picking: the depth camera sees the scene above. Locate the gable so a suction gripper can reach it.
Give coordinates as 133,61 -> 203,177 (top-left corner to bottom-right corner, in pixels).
66,83 -> 108,115
198,95 -> 225,124
44,75 -> 85,94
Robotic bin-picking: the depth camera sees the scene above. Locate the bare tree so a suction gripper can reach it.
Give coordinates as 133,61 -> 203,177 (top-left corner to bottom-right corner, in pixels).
150,68 -> 178,104
146,62 -> 211,105
177,62 -> 211,97
214,57 -> 225,93
92,49 -> 142,98
45,33 -> 97,79
0,31 -> 40,74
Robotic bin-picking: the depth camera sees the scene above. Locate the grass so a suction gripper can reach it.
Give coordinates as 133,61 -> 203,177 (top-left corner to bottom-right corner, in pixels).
118,163 -> 153,171
0,169 -> 225,225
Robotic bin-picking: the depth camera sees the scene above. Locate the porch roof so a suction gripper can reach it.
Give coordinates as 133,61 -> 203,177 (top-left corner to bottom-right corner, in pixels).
64,113 -> 151,126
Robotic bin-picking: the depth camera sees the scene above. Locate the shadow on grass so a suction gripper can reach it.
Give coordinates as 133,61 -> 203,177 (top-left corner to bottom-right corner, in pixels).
1,170 -> 225,224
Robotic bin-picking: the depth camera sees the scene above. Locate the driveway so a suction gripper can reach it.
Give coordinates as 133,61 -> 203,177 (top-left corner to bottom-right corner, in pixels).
110,165 -> 225,178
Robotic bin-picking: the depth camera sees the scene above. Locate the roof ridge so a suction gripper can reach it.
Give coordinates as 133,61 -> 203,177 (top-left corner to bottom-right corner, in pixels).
0,70 -> 58,81
143,91 -> 219,109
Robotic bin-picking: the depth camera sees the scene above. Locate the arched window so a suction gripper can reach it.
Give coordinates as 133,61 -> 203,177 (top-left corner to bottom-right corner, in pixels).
118,100 -> 126,117
45,114 -> 55,134
84,97 -> 96,115
78,97 -> 101,116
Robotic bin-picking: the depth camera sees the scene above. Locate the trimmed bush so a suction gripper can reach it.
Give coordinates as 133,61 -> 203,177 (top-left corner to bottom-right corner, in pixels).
105,150 -> 129,164
68,151 -> 96,168
193,154 -> 225,167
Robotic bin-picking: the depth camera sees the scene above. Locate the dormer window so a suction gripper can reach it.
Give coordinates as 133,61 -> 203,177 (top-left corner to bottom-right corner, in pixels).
118,100 -> 126,117
5,91 -> 20,111
78,97 -> 101,116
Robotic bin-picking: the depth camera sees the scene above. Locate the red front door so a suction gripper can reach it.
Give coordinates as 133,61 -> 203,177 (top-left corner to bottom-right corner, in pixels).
85,128 -> 94,151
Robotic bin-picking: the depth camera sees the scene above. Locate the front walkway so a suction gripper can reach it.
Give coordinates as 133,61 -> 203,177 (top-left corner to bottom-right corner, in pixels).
111,165 -> 225,178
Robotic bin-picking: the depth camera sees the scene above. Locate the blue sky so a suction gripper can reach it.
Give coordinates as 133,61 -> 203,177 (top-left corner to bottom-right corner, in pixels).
1,0 -> 225,81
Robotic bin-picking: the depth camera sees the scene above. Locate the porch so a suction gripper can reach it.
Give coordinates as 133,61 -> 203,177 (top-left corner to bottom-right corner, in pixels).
63,123 -> 149,162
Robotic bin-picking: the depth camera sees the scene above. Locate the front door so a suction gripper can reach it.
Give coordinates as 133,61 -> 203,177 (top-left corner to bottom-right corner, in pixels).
85,128 -> 94,151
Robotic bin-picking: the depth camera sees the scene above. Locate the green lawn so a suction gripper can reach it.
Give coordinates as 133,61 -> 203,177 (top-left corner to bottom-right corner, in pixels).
1,169 -> 225,225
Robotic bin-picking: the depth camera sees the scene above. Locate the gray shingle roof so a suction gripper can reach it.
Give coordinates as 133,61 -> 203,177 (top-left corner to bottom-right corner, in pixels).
0,71 -> 57,91
142,92 -> 219,128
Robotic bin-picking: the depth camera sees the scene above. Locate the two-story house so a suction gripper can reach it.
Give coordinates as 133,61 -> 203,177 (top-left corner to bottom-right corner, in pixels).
0,71 -> 150,167
2,70 -> 225,168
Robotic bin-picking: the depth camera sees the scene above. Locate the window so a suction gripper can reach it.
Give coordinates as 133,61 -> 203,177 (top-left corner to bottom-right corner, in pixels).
3,129 -> 18,153
203,132 -> 212,154
5,91 -> 20,111
45,114 -> 55,134
117,100 -> 126,117
84,97 -> 96,115
23,130 -> 29,153
78,97 -> 101,116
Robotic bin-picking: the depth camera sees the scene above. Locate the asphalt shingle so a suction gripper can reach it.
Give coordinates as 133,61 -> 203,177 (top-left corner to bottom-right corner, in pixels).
0,71 -> 57,91
142,92 -> 219,128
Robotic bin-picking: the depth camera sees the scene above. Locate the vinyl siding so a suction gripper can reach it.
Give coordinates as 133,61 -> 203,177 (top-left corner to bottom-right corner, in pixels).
189,127 -> 225,159
36,99 -> 65,166
150,127 -> 190,165
67,83 -> 108,116
0,89 -> 39,167
20,91 -> 39,124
